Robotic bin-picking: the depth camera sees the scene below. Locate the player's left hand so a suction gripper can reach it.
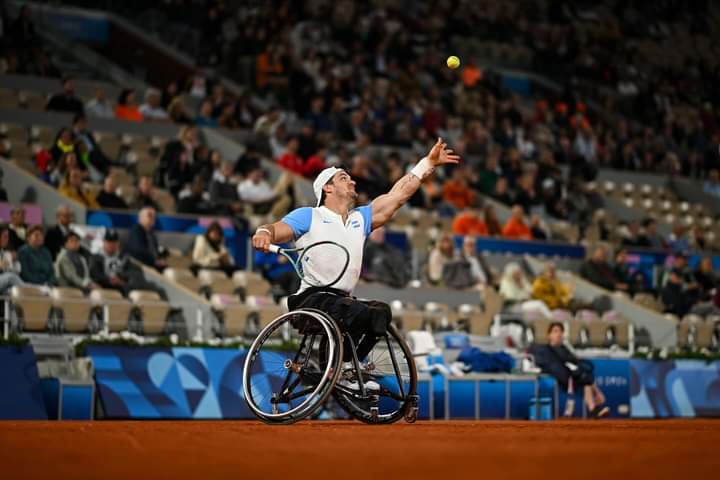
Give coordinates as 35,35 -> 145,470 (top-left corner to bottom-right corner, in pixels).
427,137 -> 460,167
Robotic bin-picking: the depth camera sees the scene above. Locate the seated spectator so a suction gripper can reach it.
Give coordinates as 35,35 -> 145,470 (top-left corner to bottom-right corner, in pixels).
660,253 -> 702,306
362,227 -> 410,288
442,167 -> 475,211
532,263 -> 573,310
237,167 -> 292,217
703,169 -> 720,198
209,160 -> 243,215
58,169 -> 100,209
612,248 -> 646,295
167,97 -> 193,124
254,242 -> 299,299
499,262 -> 533,304
45,76 -> 84,115
49,127 -> 75,164
72,113 -> 110,176
459,236 -> 487,289
49,151 -> 87,187
18,226 -> 56,286
177,178 -> 216,215
8,206 -> 28,250
531,322 -> 609,418
502,205 -> 533,240
218,103 -> 239,129
138,88 -> 168,121
194,99 -> 218,127
0,225 -> 23,294
89,229 -> 167,299
85,87 -> 113,118
277,137 -> 305,175
529,214 -> 548,240
44,204 -> 75,260
129,176 -> 162,212
428,233 -> 455,285
667,223 -> 690,253
515,174 -> 539,214
452,203 -> 488,236
694,257 -> 718,299
580,245 -> 628,292
637,218 -> 665,249
491,177 -> 514,205
125,207 -> 167,271
661,269 -> 696,317
55,231 -> 99,293
484,204 -> 503,236
115,88 -> 142,122
192,222 -> 235,276
95,175 -> 128,209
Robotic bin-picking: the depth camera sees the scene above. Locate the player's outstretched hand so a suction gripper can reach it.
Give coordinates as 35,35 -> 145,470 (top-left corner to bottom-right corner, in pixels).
427,137 -> 460,167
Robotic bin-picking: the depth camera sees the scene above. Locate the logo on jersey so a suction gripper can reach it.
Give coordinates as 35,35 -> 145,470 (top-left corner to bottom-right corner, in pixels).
350,220 -> 360,229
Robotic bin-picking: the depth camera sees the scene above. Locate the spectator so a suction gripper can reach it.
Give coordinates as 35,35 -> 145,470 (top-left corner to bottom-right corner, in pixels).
7,206 -> 28,250
428,233 -> 455,285
277,137 -> 304,175
209,160 -> 243,215
483,204 -> 503,236
17,225 -> 56,285
531,322 -> 609,418
44,204 -> 75,260
499,262 -> 533,305
54,230 -> 98,293
703,169 -> 720,198
362,227 -> 410,288
459,236 -> 487,289
452,203 -> 488,236
58,169 -> 100,209
491,177 -> 514,205
177,177 -> 215,215
580,245 -> 628,292
138,88 -> 168,121
49,127 -> 75,164
667,224 -> 690,253
532,263 -> 574,310
502,205 -> 533,240
0,225 -> 23,294
192,221 -> 235,276
442,167 -> 475,210
48,151 -> 84,187
194,99 -> 218,127
89,229 -> 167,299
237,167 -> 291,216
125,207 -> 167,271
167,97 -> 193,124
85,87 -> 113,118
160,81 -> 179,109
115,88 -> 142,122
95,175 -> 128,209
637,218 -> 665,249
694,257 -> 717,298
515,174 -> 539,214
72,113 -> 110,176
529,214 -> 548,240
129,176 -> 162,212
45,76 -> 84,115
661,269 -> 695,317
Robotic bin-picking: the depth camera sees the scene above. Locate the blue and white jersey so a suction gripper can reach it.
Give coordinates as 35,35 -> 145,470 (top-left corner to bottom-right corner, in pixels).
282,204 -> 373,294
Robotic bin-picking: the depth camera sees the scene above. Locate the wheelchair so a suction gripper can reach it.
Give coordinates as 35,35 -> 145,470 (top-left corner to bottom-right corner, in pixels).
242,307 -> 419,425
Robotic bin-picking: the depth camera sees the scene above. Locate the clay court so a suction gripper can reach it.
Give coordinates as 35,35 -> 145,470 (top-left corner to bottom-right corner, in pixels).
1,420 -> 718,479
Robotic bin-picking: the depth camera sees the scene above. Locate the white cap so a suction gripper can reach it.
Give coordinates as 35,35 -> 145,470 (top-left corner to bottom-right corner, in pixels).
313,166 -> 342,207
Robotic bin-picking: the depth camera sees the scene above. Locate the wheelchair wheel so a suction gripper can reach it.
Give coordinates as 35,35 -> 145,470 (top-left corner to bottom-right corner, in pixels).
243,309 -> 343,424
333,323 -> 418,424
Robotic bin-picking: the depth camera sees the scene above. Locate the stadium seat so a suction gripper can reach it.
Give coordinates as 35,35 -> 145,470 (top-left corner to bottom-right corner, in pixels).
10,285 -> 53,332
51,287 -> 93,333
165,247 -> 193,269
694,320 -> 715,350
164,267 -> 202,293
129,290 -> 169,335
90,289 -> 132,332
233,271 -> 272,298
246,295 -> 284,330
154,188 -> 176,213
210,293 -> 251,337
199,269 -> 237,297
633,293 -> 663,312
602,311 -> 630,348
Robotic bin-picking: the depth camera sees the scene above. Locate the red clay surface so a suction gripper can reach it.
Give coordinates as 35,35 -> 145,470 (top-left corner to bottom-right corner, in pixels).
1,420 -> 719,480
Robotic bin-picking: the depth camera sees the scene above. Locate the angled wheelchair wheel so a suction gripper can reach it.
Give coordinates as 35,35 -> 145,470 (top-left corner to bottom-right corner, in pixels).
333,323 -> 418,424
242,309 -> 343,424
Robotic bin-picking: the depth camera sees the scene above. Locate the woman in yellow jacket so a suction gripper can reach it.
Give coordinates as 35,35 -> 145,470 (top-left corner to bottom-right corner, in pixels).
531,263 -> 574,310
58,169 -> 100,209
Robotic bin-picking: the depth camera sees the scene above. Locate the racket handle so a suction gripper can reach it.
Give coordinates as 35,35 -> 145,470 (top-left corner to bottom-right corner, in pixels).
268,244 -> 281,254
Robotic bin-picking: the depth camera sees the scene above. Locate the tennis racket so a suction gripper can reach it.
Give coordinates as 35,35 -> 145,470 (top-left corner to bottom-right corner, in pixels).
268,241 -> 350,289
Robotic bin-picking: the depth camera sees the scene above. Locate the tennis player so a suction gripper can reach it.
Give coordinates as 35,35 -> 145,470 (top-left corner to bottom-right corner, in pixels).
252,138 -> 459,389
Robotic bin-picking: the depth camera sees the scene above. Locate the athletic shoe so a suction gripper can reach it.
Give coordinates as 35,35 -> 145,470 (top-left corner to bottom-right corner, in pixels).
590,405 -> 610,419
336,377 -> 381,392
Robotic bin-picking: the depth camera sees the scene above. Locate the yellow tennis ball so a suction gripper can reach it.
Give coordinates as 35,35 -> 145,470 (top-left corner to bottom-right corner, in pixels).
446,55 -> 460,69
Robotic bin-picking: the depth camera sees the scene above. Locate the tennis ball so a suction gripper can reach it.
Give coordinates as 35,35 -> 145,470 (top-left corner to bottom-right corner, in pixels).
446,55 -> 460,69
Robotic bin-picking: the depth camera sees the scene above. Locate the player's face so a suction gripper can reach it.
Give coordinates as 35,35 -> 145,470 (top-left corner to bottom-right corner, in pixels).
331,171 -> 358,206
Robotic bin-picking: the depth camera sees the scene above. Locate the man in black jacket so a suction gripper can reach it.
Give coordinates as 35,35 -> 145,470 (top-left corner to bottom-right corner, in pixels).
530,322 -> 609,418
46,76 -> 84,115
90,229 -> 167,299
579,245 -> 628,293
44,205 -> 74,260
125,207 -> 167,271
95,175 -> 129,210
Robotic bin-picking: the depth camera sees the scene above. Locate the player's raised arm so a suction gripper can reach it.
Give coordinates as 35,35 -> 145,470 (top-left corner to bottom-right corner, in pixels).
252,221 -> 295,252
371,137 -> 459,229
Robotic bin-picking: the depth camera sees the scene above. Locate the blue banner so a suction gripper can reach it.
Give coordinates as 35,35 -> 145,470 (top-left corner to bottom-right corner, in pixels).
0,346 -> 47,419
630,359 -> 720,418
